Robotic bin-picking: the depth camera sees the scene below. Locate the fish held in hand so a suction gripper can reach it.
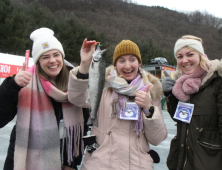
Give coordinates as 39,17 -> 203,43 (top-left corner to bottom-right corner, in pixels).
89,44 -> 107,121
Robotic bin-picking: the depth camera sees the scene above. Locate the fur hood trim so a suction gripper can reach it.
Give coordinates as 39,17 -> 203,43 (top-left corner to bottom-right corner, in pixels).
105,65 -> 162,100
174,59 -> 222,86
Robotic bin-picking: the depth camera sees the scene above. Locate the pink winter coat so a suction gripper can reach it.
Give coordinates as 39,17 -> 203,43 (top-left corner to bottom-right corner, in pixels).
68,67 -> 167,170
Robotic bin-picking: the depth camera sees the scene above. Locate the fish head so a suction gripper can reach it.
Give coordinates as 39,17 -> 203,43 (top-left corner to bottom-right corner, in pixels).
92,43 -> 107,62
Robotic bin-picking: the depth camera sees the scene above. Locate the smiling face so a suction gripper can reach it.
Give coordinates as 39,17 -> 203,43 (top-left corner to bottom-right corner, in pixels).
38,49 -> 63,81
115,55 -> 141,81
176,47 -> 201,75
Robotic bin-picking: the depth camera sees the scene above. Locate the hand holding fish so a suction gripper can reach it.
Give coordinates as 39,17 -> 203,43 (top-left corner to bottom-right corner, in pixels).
79,38 -> 98,74
135,84 -> 152,109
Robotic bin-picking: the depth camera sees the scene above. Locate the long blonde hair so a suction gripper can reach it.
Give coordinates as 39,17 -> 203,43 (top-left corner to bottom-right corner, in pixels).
176,35 -> 210,72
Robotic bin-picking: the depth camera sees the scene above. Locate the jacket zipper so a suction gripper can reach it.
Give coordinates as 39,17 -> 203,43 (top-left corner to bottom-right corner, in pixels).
197,141 -> 222,149
183,127 -> 189,170
183,99 -> 191,170
196,128 -> 222,149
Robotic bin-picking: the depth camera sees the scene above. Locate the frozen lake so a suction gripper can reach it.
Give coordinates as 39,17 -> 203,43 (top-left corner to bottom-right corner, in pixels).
0,110 -> 176,170
0,117 -> 16,170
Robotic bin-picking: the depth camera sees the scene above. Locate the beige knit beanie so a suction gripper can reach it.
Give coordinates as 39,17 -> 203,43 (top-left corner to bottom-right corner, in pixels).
113,40 -> 142,65
174,38 -> 204,57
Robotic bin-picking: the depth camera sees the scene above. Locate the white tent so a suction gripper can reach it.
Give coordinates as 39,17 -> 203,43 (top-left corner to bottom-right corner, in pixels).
0,53 -> 34,84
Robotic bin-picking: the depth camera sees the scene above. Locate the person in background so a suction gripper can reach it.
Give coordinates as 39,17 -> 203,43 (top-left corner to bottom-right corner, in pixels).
0,27 -> 93,170
162,35 -> 222,170
68,39 -> 167,170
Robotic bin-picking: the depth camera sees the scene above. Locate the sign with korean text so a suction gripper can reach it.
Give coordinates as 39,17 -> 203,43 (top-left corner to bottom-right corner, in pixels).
0,63 -> 22,78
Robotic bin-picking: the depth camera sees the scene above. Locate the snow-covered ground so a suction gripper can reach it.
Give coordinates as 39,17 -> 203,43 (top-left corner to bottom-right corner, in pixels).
0,110 -> 176,170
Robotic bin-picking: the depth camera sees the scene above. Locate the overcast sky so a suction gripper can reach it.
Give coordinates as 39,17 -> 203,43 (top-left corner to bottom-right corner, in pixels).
134,0 -> 222,18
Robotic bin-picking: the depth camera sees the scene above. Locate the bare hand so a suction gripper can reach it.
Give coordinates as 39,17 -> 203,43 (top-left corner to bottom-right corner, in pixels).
135,84 -> 152,109
79,38 -> 97,74
14,62 -> 32,87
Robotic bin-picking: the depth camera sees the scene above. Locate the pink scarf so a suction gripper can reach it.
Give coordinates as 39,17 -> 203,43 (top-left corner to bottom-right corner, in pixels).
172,66 -> 207,102
14,65 -> 83,170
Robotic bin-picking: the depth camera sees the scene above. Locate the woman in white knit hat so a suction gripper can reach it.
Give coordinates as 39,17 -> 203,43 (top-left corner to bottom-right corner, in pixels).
162,35 -> 222,170
0,27 -> 96,170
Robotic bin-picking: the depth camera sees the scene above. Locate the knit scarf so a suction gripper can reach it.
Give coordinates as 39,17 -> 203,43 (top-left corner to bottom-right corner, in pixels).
14,65 -> 83,170
106,68 -> 149,135
172,66 -> 207,102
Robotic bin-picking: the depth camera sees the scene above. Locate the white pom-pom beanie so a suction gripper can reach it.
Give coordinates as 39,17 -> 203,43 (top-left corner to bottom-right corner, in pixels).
30,27 -> 65,64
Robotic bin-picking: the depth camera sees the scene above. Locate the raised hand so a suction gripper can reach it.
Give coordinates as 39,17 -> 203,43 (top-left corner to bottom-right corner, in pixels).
79,38 -> 98,74
135,84 -> 152,110
14,62 -> 32,87
162,71 -> 176,92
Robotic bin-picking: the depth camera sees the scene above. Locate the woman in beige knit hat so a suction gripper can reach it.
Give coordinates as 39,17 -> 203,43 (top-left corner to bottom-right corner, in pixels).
69,39 -> 167,170
162,35 -> 222,170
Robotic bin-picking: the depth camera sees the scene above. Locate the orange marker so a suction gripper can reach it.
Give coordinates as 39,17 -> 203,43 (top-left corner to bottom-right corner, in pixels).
84,41 -> 99,45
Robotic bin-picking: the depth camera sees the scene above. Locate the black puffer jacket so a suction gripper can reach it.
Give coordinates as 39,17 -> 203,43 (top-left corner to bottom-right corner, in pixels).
166,60 -> 222,170
0,76 -> 89,170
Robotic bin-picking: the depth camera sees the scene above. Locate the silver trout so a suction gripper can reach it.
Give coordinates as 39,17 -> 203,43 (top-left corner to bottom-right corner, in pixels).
89,44 -> 107,121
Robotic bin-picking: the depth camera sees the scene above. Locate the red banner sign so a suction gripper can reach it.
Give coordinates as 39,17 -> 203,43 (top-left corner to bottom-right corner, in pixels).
161,66 -> 176,71
0,63 -> 22,78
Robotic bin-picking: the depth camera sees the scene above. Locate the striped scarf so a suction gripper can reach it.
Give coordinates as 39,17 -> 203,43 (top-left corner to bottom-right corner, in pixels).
106,67 -> 150,135
14,65 -> 83,170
